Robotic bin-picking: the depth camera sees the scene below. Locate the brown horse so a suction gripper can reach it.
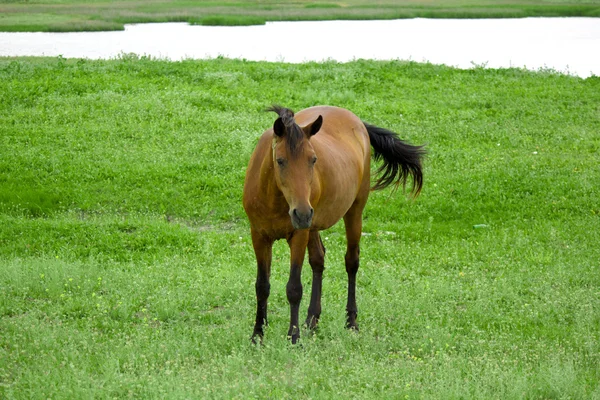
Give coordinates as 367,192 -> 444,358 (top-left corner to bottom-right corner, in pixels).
243,105 -> 424,344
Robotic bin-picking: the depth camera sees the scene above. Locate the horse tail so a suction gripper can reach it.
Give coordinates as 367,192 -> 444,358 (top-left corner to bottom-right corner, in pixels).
363,122 -> 425,197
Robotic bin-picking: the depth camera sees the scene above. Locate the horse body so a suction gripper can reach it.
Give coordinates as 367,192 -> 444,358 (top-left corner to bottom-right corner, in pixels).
243,105 -> 424,343
244,106 -> 369,238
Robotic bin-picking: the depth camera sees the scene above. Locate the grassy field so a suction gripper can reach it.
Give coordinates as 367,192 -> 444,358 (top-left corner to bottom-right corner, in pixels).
1,56 -> 599,398
1,0 -> 600,32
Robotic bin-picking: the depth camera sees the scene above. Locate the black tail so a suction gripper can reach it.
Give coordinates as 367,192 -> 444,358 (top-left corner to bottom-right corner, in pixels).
363,122 -> 425,197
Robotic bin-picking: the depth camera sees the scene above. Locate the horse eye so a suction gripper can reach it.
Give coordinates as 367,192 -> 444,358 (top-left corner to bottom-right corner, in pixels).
276,158 -> 285,166
311,156 -> 318,165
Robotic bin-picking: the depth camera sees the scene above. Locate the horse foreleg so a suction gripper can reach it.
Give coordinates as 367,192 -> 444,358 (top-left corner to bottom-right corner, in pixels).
251,229 -> 273,343
343,208 -> 363,331
286,230 -> 309,344
305,231 -> 326,330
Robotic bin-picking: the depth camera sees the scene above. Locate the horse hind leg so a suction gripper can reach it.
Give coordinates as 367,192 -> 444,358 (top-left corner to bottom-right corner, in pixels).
343,204 -> 364,331
305,230 -> 326,330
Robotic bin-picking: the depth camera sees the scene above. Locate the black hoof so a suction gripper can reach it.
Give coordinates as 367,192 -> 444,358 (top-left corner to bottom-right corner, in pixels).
346,323 -> 359,332
251,329 -> 264,345
287,325 -> 300,344
345,313 -> 359,331
305,315 -> 320,331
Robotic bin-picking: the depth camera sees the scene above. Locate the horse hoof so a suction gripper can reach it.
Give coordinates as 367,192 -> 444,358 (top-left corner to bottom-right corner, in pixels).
345,318 -> 359,332
287,328 -> 300,344
251,330 -> 264,345
286,334 -> 301,344
305,315 -> 320,331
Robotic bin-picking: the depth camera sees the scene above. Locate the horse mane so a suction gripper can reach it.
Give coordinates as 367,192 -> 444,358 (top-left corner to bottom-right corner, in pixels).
267,105 -> 305,155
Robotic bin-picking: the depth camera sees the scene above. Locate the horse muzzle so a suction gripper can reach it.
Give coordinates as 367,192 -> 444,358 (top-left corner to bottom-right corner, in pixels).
290,207 -> 314,230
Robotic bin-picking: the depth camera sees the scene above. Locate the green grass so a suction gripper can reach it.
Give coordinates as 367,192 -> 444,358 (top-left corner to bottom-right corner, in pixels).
191,15 -> 266,27
1,56 -> 600,398
1,0 -> 599,32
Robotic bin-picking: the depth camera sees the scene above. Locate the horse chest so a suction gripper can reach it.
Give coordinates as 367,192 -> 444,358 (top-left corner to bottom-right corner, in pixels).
244,197 -> 290,236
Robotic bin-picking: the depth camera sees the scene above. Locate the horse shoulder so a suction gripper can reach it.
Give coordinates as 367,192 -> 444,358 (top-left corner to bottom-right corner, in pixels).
243,132 -> 271,208
243,131 -> 293,237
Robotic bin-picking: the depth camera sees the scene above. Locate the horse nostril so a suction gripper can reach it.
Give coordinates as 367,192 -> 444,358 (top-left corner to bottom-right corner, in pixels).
290,207 -> 313,229
291,208 -> 313,224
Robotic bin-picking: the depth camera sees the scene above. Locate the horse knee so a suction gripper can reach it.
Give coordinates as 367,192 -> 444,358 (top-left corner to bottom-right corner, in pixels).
255,279 -> 270,301
309,254 -> 325,273
345,248 -> 360,275
346,261 -> 359,276
286,281 -> 303,305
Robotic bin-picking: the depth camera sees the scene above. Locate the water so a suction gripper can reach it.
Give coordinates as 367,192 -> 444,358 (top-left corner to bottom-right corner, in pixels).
1,18 -> 599,77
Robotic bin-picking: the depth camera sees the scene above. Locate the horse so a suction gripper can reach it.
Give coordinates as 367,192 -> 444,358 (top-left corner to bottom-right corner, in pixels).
243,105 -> 424,344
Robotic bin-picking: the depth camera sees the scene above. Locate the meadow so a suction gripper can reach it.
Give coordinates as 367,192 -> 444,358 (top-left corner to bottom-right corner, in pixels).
1,0 -> 600,32
1,56 -> 599,398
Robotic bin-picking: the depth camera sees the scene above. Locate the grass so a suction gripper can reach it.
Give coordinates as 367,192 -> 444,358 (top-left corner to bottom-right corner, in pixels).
0,0 -> 599,32
1,55 -> 599,398
190,15 -> 266,27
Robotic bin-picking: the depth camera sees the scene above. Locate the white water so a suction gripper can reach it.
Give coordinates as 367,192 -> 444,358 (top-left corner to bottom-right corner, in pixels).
1,18 -> 599,77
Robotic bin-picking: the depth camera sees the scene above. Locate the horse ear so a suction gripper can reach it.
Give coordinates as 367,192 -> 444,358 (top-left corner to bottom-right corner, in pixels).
273,117 -> 285,137
304,115 -> 323,137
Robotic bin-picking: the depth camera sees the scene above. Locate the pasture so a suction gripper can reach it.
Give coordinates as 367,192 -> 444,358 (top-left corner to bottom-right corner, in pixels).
1,0 -> 600,32
1,56 -> 599,398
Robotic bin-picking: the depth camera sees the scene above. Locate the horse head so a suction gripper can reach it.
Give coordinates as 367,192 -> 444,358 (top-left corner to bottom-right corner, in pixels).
269,106 -> 323,230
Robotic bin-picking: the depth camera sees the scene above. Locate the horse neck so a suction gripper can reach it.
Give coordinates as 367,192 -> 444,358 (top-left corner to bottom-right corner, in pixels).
259,146 -> 286,208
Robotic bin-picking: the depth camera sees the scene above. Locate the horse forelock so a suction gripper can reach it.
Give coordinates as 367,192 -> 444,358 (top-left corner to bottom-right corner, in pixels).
268,105 -> 306,156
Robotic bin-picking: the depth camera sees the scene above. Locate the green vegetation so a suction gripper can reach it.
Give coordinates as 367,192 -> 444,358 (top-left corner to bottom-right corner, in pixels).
1,56 -> 599,398
191,15 -> 266,27
1,0 -> 599,32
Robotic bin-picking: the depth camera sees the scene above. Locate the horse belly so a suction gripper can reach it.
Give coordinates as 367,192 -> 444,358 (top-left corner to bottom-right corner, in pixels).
311,164 -> 363,230
312,196 -> 355,230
